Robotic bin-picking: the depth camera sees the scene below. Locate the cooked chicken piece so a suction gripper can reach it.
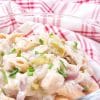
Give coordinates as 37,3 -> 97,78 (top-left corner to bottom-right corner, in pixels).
16,73 -> 27,92
13,57 -> 29,73
80,64 -> 94,76
65,42 -> 87,66
16,73 -> 28,100
64,55 -> 76,65
57,81 -> 84,99
41,70 -> 64,94
25,93 -> 43,100
3,79 -> 19,98
15,37 -> 39,52
8,33 -> 24,43
16,91 -> 26,100
0,39 -> 11,54
0,93 -> 15,100
75,72 -> 99,93
25,73 -> 49,97
43,95 -> 55,100
35,64 -> 48,80
55,95 -> 69,100
3,54 -> 16,71
66,64 -> 80,80
3,55 -> 29,72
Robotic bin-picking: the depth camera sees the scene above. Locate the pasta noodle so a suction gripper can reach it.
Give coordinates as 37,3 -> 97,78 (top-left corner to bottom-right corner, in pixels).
0,33 -> 7,39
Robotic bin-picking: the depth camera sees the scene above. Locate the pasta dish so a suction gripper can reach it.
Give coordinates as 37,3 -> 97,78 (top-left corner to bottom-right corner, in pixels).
0,33 -> 99,100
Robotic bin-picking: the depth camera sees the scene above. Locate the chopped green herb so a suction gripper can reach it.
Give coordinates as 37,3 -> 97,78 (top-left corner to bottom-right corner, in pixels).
72,42 -> 78,51
49,33 -> 54,38
1,70 -> 8,84
57,60 -> 68,78
39,38 -> 44,45
27,66 -> 35,76
22,56 -> 28,61
35,51 -> 45,55
11,48 -> 16,53
57,68 -> 68,78
48,63 -> 53,69
17,49 -> 22,57
0,51 -> 4,56
35,51 -> 39,54
1,88 -> 6,95
83,86 -> 89,92
60,60 -> 66,69
9,68 -> 19,78
0,52 -> 4,65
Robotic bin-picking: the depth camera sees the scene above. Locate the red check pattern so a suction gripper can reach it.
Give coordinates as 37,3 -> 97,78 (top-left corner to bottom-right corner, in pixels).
0,0 -> 100,66
10,0 -> 100,42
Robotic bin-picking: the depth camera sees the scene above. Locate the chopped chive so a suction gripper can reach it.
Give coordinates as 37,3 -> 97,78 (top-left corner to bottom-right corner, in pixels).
60,60 -> 66,69
9,68 -> 19,78
17,49 -> 22,57
11,48 -> 16,53
1,88 -> 6,95
57,60 -> 68,78
27,66 -> 35,76
72,41 -> 78,50
39,38 -> 44,45
49,33 -> 54,37
22,56 -> 28,61
83,86 -> 89,92
0,51 -> 4,56
35,51 -> 45,55
1,70 -> 8,84
35,51 -> 39,54
48,63 -> 53,69
57,68 -> 68,78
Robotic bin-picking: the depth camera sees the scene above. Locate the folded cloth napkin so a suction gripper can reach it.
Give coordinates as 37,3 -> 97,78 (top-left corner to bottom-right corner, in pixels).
0,0 -> 100,80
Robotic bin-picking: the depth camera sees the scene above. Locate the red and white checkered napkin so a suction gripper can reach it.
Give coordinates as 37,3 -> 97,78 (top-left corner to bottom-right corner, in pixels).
0,1 -> 100,80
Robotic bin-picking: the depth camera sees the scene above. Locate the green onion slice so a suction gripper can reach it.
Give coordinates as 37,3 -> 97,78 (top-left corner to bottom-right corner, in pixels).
17,49 -> 22,57
9,68 -> 19,78
57,67 -> 68,78
57,60 -> 68,78
83,86 -> 89,92
27,66 -> 35,76
35,51 -> 39,54
60,60 -> 66,69
1,70 -> 8,84
11,48 -> 16,53
39,38 -> 44,45
72,41 -> 78,51
49,33 -> 54,38
0,52 -> 4,56
48,63 -> 53,69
